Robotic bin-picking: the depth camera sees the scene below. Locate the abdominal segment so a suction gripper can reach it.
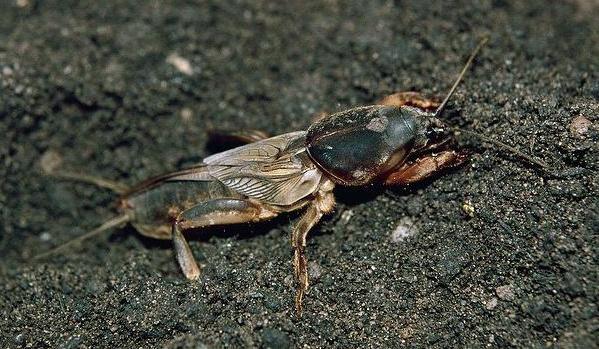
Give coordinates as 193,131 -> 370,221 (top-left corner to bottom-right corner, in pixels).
121,180 -> 240,239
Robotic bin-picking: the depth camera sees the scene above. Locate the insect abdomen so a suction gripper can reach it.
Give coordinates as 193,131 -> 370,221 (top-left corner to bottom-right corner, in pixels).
121,180 -> 240,239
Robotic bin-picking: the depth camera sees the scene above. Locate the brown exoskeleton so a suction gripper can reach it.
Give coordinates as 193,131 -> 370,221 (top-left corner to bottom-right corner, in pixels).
38,38 -> 539,313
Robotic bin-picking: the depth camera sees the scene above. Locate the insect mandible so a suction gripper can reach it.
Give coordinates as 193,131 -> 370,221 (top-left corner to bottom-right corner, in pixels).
38,38 -> 534,314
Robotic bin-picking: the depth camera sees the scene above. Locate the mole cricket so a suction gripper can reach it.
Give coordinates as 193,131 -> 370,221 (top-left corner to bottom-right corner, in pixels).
37,38 -> 545,314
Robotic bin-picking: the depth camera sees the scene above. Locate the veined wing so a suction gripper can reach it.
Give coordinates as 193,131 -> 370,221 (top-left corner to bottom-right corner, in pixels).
202,131 -> 305,165
195,131 -> 322,206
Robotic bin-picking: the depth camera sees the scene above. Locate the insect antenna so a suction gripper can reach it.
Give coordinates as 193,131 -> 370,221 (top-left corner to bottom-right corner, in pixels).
434,37 -> 549,170
33,214 -> 131,261
452,128 -> 549,168
434,37 -> 489,118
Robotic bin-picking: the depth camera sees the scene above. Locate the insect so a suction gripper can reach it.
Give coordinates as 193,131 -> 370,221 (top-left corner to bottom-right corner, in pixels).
37,38 -> 544,314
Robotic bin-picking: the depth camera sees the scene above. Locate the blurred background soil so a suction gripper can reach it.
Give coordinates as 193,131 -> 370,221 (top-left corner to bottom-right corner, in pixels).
1,0 -> 597,348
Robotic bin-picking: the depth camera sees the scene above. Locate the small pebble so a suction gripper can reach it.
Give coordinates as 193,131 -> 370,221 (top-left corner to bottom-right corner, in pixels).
308,261 -> 322,280
39,232 -> 52,242
340,209 -> 354,224
496,284 -> 515,301
462,201 -> 475,218
180,107 -> 193,122
390,217 -> 418,243
39,149 -> 63,174
166,53 -> 193,75
485,297 -> 498,310
569,115 -> 592,138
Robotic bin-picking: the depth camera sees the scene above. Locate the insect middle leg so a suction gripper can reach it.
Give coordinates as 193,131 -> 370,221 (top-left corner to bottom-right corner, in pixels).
291,192 -> 335,314
172,199 -> 279,280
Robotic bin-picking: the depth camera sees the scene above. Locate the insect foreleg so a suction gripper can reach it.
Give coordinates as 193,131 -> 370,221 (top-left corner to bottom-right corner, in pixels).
384,150 -> 468,186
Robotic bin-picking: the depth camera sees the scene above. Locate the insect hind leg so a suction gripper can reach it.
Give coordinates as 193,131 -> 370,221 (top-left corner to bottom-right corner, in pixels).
172,199 -> 279,280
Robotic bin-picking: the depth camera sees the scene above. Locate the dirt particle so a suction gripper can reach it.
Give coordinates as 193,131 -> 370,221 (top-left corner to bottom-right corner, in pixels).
399,326 -> 414,339
39,232 -> 52,242
39,149 -> 63,174
308,261 -> 322,280
496,284 -> 515,301
340,209 -> 354,224
166,53 -> 193,75
462,200 -> 475,218
390,217 -> 418,243
180,107 -> 193,122
485,297 -> 498,310
2,66 -> 13,76
569,115 -> 592,138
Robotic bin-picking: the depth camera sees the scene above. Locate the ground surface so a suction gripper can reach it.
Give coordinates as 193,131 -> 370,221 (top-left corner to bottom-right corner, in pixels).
1,0 -> 597,348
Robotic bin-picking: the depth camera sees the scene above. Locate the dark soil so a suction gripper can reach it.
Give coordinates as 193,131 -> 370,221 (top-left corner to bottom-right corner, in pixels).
1,1 -> 597,348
